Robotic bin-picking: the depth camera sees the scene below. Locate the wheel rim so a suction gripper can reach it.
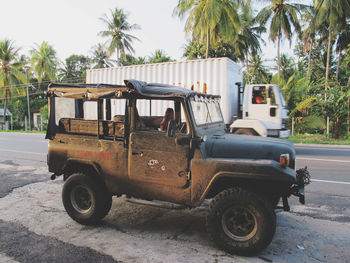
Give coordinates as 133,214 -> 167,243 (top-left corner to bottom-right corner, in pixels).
70,185 -> 93,214
221,206 -> 258,241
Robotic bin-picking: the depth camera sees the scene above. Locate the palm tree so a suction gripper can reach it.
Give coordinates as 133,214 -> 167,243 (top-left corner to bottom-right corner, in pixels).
0,39 -> 26,127
174,0 -> 241,59
90,43 -> 114,68
335,23 -> 350,81
314,0 -> 350,100
256,0 -> 306,79
299,5 -> 316,74
149,50 -> 172,63
234,5 -> 265,70
99,8 -> 140,65
30,42 -> 57,90
245,53 -> 270,84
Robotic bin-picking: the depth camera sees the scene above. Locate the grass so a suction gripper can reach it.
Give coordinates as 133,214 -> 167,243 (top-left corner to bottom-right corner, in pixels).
288,134 -> 350,145
0,130 -> 45,134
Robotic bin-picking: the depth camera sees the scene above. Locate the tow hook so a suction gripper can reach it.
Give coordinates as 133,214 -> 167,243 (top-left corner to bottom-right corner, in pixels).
290,166 -> 311,204
296,166 -> 311,186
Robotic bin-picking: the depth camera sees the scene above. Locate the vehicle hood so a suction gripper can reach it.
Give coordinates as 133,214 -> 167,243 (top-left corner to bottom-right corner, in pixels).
202,134 -> 295,169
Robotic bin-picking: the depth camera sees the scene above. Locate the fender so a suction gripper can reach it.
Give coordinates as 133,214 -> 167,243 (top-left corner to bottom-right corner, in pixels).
190,158 -> 296,206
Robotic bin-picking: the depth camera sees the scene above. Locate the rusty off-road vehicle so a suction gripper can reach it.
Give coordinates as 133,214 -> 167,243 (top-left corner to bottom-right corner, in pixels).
46,80 -> 310,255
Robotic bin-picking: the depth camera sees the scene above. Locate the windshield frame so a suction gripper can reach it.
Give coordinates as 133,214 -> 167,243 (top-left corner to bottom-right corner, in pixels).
188,96 -> 226,137
190,96 -> 224,126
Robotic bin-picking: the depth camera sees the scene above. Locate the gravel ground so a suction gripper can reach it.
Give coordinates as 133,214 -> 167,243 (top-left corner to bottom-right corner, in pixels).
0,162 -> 349,263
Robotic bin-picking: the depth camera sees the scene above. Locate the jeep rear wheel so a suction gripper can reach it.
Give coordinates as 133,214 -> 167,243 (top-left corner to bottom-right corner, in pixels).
62,173 -> 112,225
207,187 -> 276,255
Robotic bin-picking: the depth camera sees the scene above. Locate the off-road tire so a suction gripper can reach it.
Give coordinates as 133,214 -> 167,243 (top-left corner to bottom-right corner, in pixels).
207,187 -> 276,256
62,173 -> 112,225
233,128 -> 256,136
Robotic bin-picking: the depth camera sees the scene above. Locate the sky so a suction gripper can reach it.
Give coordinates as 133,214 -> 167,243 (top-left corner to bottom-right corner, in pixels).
1,0 -> 306,67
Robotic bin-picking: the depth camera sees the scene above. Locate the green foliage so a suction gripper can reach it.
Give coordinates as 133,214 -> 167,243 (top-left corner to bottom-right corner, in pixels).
183,41 -> 239,61
8,98 -> 26,129
288,133 -> 350,144
324,85 -> 349,138
148,50 -> 173,63
59,55 -> 90,83
183,41 -> 206,59
174,0 -> 242,58
40,104 -> 48,121
30,41 -> 57,85
256,0 -> 308,78
119,54 -> 146,66
244,53 -> 270,84
0,39 -> 26,126
295,115 -> 325,134
99,8 -> 140,62
90,43 -> 114,68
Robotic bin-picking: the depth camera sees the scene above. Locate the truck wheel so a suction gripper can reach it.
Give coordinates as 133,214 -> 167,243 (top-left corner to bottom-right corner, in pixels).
62,173 -> 112,225
207,187 -> 276,255
233,128 -> 256,136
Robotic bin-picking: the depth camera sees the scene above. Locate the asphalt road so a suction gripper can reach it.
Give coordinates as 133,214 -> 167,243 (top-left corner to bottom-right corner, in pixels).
294,144 -> 350,215
0,133 -> 349,262
1,133 -> 349,197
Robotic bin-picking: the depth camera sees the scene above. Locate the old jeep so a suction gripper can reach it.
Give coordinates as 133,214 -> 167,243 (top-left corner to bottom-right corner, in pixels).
46,80 -> 309,255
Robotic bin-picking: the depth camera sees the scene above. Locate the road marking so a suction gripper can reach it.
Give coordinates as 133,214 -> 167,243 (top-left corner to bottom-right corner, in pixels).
0,149 -> 46,156
295,146 -> 350,152
311,179 -> 350,185
297,157 -> 350,163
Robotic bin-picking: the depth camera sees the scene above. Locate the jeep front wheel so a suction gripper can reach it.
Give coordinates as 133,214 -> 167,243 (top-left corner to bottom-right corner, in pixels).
206,187 -> 276,255
62,173 -> 112,225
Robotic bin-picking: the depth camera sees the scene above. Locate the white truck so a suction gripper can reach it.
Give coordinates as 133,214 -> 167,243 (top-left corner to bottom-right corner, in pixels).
86,57 -> 290,138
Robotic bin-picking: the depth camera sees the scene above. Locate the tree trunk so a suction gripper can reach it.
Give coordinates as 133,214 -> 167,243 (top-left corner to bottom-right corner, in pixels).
3,89 -> 8,128
336,47 -> 341,82
307,39 -> 313,75
325,24 -> 332,102
206,27 -> 210,59
246,56 -> 249,72
277,28 -> 281,79
348,97 -> 350,135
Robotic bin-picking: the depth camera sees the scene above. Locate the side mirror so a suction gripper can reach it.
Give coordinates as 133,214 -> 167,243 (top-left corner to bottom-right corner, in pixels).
167,120 -> 176,137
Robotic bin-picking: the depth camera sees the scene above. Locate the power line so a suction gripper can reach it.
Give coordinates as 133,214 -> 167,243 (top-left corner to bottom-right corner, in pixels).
0,76 -> 86,91
0,91 -> 45,100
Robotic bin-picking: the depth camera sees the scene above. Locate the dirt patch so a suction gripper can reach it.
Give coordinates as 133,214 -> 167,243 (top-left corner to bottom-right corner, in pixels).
0,180 -> 349,263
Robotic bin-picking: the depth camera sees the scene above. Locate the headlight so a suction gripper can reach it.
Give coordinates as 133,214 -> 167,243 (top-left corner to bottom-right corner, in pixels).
280,153 -> 290,168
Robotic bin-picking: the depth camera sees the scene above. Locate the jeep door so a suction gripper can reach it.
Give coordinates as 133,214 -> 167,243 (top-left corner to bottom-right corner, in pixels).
128,99 -> 190,189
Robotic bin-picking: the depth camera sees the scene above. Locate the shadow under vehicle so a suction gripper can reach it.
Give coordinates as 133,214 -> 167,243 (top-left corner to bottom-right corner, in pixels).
46,80 -> 310,256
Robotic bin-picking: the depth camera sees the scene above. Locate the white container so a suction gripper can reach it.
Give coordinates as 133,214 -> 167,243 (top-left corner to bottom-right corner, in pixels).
86,57 -> 243,124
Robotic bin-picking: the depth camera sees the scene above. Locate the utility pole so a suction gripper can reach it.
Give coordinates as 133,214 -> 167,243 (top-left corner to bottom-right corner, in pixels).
26,68 -> 31,131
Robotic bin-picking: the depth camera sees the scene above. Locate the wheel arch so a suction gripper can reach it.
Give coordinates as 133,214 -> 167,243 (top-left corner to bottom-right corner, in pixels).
230,119 -> 267,136
63,158 -> 102,181
200,172 -> 289,202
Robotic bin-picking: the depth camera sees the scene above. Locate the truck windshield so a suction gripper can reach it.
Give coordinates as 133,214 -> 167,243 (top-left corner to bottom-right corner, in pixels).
190,98 -> 224,126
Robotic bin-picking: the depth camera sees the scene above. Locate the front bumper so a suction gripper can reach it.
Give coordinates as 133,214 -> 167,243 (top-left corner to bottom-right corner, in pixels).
279,129 -> 290,138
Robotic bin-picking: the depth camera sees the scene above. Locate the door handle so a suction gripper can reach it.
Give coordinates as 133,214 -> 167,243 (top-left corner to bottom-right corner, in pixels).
132,151 -> 144,157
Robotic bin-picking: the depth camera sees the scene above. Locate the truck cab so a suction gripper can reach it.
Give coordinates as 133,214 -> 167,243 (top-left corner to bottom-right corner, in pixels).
231,84 -> 289,138
46,80 -> 309,256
